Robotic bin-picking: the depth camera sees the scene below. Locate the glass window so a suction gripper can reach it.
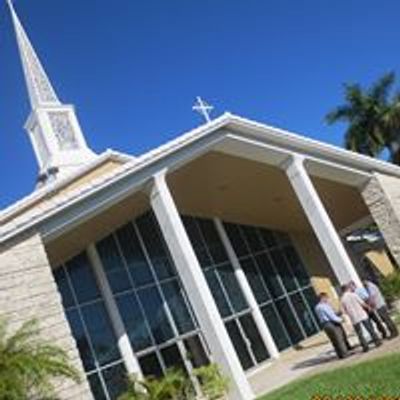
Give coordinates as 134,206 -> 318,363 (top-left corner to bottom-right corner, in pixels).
290,293 -> 318,337
204,269 -> 231,317
182,216 -> 213,268
270,250 -> 297,293
162,279 -> 195,334
116,223 -> 154,287
54,266 -> 74,308
224,223 -> 249,258
88,374 -> 106,400
275,299 -> 303,344
239,314 -> 269,363
102,362 -> 128,400
260,304 -> 291,351
116,292 -> 153,352
241,258 -> 270,305
66,309 -> 95,371
225,320 -> 253,370
284,246 -> 310,287
136,213 -> 175,280
259,228 -> 277,248
255,253 -> 284,298
96,235 -> 131,294
139,352 -> 163,378
216,263 -> 248,313
184,336 -> 209,368
241,226 -> 264,253
137,286 -> 174,344
66,252 -> 100,304
197,218 -> 229,264
81,302 -> 121,367
161,344 -> 186,372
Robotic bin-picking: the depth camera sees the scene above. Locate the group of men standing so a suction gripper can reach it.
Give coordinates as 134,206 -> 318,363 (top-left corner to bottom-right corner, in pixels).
315,279 -> 398,359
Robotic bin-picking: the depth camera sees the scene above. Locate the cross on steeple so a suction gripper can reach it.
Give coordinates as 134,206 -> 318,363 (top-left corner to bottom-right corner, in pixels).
192,96 -> 214,122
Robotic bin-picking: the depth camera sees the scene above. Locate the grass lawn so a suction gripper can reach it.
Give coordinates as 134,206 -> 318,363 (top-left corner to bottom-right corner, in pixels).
258,354 -> 400,400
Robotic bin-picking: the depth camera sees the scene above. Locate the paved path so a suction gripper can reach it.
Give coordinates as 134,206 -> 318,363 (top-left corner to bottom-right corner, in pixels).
248,332 -> 400,398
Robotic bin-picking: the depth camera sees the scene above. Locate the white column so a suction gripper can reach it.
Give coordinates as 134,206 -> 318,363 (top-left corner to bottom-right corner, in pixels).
284,155 -> 361,286
214,218 -> 280,360
87,244 -> 142,378
149,171 -> 254,400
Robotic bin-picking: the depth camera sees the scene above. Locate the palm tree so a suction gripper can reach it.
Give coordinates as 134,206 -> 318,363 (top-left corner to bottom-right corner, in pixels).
0,317 -> 80,399
326,72 -> 400,164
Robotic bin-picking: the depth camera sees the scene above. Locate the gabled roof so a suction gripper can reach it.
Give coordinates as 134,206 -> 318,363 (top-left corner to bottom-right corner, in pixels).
2,112 -> 400,245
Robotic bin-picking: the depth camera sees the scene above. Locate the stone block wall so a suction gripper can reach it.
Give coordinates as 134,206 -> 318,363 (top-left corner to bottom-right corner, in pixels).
362,173 -> 400,268
0,232 -> 93,399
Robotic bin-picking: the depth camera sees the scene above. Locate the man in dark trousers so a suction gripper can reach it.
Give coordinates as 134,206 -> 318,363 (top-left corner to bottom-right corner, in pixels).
363,279 -> 399,339
315,292 -> 351,359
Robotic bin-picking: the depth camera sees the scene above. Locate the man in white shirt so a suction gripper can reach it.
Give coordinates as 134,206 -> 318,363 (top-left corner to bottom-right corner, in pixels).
363,279 -> 399,339
341,283 -> 382,352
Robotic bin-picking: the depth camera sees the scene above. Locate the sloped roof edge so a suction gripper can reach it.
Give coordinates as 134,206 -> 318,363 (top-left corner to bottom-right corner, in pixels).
2,112 -> 400,244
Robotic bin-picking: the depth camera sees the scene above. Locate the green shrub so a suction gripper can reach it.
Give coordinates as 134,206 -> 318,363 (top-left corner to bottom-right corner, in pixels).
119,363 -> 228,400
193,364 -> 229,400
381,271 -> 400,303
0,317 -> 80,400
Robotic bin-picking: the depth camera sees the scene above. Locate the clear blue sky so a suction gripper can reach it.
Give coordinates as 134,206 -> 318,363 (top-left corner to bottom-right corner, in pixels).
0,0 -> 399,208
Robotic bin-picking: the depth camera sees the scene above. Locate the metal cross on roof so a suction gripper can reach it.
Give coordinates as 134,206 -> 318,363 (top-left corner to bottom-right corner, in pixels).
192,96 -> 214,122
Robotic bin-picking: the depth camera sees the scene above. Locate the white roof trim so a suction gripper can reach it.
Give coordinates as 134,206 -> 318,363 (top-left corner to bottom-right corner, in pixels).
2,112 -> 400,244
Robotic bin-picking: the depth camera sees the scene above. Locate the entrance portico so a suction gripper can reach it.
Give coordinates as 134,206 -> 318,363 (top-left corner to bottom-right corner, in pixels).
3,114 -> 400,400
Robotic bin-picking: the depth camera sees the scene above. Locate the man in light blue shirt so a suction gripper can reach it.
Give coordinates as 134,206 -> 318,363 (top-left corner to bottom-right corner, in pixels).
315,292 -> 351,359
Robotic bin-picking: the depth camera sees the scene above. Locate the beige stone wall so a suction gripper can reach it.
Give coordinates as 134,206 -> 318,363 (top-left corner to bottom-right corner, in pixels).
0,233 -> 93,400
362,173 -> 400,268
291,231 -> 339,306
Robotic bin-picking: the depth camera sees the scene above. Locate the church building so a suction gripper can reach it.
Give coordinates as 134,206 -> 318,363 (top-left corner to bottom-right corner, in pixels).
1,3 -> 400,400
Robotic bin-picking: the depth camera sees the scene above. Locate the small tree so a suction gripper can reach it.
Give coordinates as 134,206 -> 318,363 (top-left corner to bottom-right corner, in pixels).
0,317 -> 80,400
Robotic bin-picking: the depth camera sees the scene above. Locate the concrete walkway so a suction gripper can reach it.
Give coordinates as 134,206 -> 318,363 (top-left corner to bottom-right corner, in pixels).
248,332 -> 400,398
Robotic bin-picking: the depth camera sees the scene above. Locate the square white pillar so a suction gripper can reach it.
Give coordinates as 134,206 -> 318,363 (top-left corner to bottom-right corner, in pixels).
149,171 -> 254,400
284,155 -> 361,287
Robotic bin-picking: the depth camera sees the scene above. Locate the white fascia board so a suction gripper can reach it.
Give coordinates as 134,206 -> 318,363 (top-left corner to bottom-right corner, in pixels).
226,115 -> 400,179
216,132 -> 372,187
9,132 -> 228,245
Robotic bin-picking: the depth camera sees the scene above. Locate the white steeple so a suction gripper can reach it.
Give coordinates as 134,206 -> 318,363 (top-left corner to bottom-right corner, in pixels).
6,0 -> 96,186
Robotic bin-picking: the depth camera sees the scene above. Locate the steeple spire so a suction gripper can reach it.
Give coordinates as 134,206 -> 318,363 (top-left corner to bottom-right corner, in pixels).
6,0 -> 96,186
6,0 -> 60,108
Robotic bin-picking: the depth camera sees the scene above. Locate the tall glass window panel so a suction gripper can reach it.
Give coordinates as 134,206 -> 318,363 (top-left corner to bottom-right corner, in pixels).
184,336 -> 209,368
81,302 -> 121,367
139,353 -> 163,378
255,253 -> 284,299
65,253 -> 100,304
204,269 -> 231,317
290,293 -> 318,337
225,320 -> 253,370
238,314 -> 269,363
269,250 -> 297,293
96,234 -> 131,294
162,279 -> 196,334
260,304 -> 291,351
137,286 -> 174,345
284,246 -> 310,287
116,223 -> 154,287
275,299 -> 303,344
136,213 -> 175,280
216,263 -> 248,314
241,258 -> 270,305
116,292 -> 153,352
197,218 -> 229,264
